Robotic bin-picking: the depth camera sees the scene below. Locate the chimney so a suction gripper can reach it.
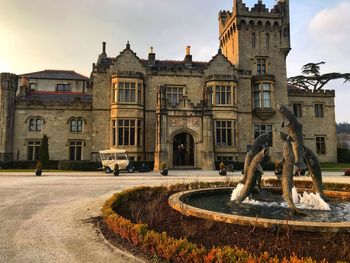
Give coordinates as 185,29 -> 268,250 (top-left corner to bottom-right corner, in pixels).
148,46 -> 156,67
184,45 -> 192,68
102,42 -> 106,54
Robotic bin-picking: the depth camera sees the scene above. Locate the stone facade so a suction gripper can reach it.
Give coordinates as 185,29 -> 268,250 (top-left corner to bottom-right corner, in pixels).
0,0 -> 338,166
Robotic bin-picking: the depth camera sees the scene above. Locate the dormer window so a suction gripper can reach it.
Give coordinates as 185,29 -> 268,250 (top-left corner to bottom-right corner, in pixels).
57,83 -> 71,92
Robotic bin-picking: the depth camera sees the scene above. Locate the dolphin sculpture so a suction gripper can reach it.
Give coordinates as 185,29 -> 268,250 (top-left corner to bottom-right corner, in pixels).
277,104 -> 307,170
279,131 -> 306,215
234,147 -> 269,205
303,145 -> 328,201
242,132 -> 272,184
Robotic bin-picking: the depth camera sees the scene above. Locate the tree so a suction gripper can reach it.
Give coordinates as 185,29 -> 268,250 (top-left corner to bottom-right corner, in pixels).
288,62 -> 350,92
38,135 -> 50,168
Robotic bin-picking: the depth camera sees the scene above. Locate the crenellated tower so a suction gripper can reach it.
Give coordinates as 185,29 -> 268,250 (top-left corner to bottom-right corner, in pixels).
219,0 -> 291,67
0,73 -> 18,161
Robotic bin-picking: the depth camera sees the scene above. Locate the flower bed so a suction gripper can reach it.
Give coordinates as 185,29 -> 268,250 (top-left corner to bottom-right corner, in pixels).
100,181 -> 348,262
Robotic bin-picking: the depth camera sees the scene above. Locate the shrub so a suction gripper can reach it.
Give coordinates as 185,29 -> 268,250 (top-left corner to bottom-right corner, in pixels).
161,162 -> 167,170
102,185 -> 317,263
38,134 -> 50,168
338,148 -> 350,163
219,162 -> 225,170
36,161 -> 42,170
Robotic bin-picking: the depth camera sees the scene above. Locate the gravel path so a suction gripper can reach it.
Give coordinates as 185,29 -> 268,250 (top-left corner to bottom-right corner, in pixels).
0,171 -> 348,262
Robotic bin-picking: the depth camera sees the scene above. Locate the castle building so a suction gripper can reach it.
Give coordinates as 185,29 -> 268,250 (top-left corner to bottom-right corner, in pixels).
0,0 -> 337,169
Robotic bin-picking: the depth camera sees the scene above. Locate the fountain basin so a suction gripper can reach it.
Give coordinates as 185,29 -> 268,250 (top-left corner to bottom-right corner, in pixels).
168,187 -> 350,232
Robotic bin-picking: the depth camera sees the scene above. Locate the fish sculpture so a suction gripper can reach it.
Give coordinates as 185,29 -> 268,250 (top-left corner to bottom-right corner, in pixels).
242,132 -> 272,184
303,146 -> 328,201
234,147 -> 269,205
279,131 -> 306,215
277,104 -> 307,170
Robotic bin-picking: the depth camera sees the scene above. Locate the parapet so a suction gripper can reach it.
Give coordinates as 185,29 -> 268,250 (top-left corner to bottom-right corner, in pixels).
288,88 -> 335,97
234,0 -> 288,18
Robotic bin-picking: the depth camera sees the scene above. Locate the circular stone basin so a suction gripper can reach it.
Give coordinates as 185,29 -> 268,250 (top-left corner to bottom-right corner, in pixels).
168,187 -> 350,232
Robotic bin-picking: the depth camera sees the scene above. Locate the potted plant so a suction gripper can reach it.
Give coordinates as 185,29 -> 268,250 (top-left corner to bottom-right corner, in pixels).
35,161 -> 42,176
160,162 -> 168,176
219,162 -> 227,176
113,163 -> 119,176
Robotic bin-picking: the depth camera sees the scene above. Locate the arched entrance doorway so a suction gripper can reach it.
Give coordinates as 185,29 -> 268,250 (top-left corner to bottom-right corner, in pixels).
173,132 -> 194,167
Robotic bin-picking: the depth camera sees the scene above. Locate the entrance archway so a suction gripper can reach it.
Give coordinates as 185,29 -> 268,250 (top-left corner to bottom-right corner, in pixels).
173,132 -> 194,167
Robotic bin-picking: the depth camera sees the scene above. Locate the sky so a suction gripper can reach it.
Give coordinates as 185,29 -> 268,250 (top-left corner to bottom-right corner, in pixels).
0,0 -> 349,122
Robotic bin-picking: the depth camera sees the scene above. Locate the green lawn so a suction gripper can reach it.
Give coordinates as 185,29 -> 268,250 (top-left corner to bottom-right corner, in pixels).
321,163 -> 350,172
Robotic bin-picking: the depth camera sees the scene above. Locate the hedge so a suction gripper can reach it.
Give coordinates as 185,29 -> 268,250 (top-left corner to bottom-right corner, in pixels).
338,148 -> 350,163
102,184 -> 317,263
214,161 -> 275,171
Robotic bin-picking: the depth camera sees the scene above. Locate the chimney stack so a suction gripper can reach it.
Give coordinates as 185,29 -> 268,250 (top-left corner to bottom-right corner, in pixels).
102,42 -> 106,54
148,46 -> 156,67
184,45 -> 192,68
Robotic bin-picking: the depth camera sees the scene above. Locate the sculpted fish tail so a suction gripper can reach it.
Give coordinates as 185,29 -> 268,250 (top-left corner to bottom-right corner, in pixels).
235,148 -> 268,204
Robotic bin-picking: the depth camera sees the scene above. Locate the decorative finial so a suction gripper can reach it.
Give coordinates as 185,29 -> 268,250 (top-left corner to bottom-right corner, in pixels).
186,46 -> 191,56
150,46 -> 154,53
126,41 -> 130,49
218,47 -> 222,54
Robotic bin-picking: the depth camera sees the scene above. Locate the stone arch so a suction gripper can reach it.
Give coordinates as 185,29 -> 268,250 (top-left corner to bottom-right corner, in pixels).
257,20 -> 263,27
249,20 -> 255,26
170,128 -> 198,167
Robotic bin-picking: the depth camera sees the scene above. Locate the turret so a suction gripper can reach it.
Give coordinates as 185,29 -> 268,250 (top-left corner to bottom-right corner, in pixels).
0,73 -> 18,161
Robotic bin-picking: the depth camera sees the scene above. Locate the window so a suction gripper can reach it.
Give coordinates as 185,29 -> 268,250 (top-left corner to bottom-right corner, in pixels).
314,104 -> 324,118
166,87 -> 183,105
116,119 -> 142,146
253,82 -> 272,108
112,120 -> 116,146
216,121 -> 236,147
254,124 -> 273,146
215,85 -> 232,105
217,156 -> 237,161
69,140 -> 83,160
316,136 -> 326,154
57,84 -> 71,92
27,140 -> 41,160
29,83 -> 37,90
29,118 -> 42,131
266,33 -> 270,49
69,118 -> 83,133
252,33 -> 256,48
257,58 -> 267,75
292,103 -> 302,118
138,83 -> 142,104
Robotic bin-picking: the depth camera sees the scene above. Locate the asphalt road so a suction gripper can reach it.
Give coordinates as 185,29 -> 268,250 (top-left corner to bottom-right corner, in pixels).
0,170 -> 348,263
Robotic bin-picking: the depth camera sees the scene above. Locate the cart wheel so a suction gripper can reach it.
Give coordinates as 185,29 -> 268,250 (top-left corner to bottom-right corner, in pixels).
127,166 -> 135,173
104,167 -> 112,173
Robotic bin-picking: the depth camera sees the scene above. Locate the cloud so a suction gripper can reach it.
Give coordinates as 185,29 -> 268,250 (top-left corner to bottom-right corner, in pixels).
308,2 -> 350,71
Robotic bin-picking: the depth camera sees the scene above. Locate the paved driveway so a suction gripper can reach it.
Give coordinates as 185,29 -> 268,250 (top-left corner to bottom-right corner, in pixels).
0,171 -> 348,262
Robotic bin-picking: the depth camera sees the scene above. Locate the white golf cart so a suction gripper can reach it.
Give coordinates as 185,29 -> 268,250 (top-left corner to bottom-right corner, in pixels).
99,149 -> 135,173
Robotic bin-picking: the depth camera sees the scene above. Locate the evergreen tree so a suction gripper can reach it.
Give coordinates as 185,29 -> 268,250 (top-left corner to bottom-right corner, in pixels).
39,134 -> 50,168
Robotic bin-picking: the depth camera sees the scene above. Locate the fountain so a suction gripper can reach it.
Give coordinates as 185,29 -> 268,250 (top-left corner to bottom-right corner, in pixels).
169,105 -> 350,232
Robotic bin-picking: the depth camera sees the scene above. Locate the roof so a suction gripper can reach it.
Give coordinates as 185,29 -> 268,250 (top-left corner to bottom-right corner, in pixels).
20,70 -> 89,81
17,91 -> 92,104
140,59 -> 208,71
